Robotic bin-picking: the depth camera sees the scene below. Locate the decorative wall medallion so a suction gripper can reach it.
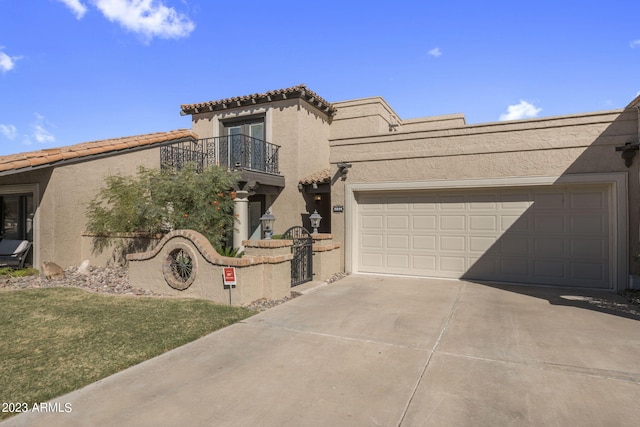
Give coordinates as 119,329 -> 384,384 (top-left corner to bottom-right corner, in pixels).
163,244 -> 197,290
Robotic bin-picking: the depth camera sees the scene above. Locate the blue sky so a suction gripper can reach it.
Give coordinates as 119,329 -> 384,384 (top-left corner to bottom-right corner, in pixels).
0,0 -> 638,156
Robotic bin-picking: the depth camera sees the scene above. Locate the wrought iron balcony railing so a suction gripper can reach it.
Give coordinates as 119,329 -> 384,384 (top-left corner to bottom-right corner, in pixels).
161,136 -> 280,175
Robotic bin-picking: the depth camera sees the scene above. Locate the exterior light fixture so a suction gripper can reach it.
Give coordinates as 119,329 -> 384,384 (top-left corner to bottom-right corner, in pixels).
259,209 -> 276,240
337,162 -> 352,180
309,210 -> 322,234
615,142 -> 640,167
314,194 -> 322,202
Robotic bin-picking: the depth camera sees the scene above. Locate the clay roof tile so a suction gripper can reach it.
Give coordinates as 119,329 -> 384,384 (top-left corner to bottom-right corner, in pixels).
181,84 -> 336,116
299,168 -> 331,185
0,129 -> 198,175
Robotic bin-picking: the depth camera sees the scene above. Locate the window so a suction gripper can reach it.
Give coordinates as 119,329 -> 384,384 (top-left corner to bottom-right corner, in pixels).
1,194 -> 34,241
223,118 -> 266,171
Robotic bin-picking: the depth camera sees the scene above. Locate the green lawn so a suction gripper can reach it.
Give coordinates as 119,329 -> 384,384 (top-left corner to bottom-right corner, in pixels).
0,288 -> 254,420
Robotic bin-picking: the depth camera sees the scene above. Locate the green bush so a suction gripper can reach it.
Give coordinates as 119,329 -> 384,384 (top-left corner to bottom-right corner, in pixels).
214,246 -> 244,258
86,164 -> 239,247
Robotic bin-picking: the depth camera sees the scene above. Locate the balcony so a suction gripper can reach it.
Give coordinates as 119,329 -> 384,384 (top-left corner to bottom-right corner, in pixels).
161,136 -> 280,176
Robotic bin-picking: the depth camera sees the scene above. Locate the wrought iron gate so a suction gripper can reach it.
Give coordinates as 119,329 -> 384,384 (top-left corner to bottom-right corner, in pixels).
282,226 -> 313,287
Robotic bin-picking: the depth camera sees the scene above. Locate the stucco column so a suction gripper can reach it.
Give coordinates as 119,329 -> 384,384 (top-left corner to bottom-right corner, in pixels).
233,190 -> 249,251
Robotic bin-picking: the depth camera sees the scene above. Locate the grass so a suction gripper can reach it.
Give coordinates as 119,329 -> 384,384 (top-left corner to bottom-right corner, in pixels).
0,267 -> 39,277
0,288 -> 254,420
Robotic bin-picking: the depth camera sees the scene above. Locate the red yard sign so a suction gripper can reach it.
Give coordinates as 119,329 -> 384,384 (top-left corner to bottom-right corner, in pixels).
223,267 -> 236,287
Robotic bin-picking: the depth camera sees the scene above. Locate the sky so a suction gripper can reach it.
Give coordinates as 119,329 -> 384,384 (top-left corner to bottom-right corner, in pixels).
0,0 -> 638,156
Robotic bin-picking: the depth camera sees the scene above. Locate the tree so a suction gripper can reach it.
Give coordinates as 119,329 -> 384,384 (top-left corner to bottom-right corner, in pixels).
86,164 -> 239,247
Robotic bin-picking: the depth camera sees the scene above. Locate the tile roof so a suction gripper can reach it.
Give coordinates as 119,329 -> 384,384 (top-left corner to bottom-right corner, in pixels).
180,84 -> 337,117
299,168 -> 331,185
0,129 -> 197,175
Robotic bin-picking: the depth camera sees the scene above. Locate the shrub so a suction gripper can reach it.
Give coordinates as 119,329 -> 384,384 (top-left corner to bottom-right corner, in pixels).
215,246 -> 244,258
86,164 -> 239,247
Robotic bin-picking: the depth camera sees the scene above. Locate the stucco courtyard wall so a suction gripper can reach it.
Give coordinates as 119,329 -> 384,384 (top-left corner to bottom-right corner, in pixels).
80,233 -> 164,266
311,233 -> 342,282
127,230 -> 293,305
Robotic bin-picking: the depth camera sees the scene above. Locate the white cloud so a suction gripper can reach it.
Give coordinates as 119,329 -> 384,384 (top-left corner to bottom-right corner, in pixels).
428,47 -> 442,57
0,124 -> 17,139
630,40 -> 640,48
31,113 -> 55,144
55,0 -> 195,41
34,125 -> 55,143
499,100 -> 542,121
57,0 -> 88,19
0,49 -> 21,73
93,0 -> 195,41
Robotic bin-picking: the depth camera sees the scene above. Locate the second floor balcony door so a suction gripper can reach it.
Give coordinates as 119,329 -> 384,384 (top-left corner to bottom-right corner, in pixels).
227,120 -> 265,171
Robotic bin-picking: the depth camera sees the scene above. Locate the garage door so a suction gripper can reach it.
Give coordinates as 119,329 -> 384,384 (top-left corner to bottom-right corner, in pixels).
356,185 -> 612,288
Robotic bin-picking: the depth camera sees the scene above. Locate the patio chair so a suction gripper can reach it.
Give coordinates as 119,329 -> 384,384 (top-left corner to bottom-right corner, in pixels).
0,239 -> 32,270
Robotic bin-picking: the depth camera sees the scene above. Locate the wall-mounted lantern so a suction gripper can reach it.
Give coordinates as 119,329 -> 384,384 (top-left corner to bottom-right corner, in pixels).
309,210 -> 322,234
615,142 -> 640,167
259,210 -> 276,240
337,162 -> 352,180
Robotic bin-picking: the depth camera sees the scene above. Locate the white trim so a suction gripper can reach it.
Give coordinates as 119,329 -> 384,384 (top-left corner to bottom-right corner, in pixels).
345,173 -> 628,290
0,183 -> 40,268
265,108 -> 273,144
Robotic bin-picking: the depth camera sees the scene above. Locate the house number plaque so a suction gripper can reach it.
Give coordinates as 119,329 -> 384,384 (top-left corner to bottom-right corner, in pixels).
332,205 -> 344,213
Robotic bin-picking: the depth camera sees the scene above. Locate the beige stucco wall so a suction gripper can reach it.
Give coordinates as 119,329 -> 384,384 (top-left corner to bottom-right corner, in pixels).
331,97 -> 467,139
329,108 -> 640,275
311,234 -> 342,282
47,148 -> 162,268
80,234 -> 163,266
330,97 -> 396,138
0,147 -> 162,269
190,99 -> 332,234
127,230 -> 292,305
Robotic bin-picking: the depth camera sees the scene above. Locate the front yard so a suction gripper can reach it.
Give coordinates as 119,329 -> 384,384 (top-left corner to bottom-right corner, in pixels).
0,287 -> 254,420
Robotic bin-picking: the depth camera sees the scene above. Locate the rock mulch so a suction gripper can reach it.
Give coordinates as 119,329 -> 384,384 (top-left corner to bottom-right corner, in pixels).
620,289 -> 640,307
0,267 -> 351,312
242,272 -> 350,311
325,272 -> 350,285
0,266 -> 167,297
243,295 -> 299,312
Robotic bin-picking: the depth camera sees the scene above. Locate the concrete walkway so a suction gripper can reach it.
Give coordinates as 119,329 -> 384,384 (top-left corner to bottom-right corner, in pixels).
5,275 -> 640,426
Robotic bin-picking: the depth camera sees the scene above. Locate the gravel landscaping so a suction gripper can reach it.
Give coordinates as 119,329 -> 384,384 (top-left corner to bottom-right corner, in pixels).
621,289 -> 640,307
0,266 -> 349,311
0,266 -> 166,297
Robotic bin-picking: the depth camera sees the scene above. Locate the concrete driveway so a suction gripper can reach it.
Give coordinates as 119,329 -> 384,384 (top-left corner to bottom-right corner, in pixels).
5,275 -> 640,426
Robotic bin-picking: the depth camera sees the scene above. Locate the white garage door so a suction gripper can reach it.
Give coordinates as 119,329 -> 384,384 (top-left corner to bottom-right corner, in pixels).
356,185 -> 612,288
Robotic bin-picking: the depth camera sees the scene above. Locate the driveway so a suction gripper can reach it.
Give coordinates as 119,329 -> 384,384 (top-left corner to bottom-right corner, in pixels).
5,275 -> 640,426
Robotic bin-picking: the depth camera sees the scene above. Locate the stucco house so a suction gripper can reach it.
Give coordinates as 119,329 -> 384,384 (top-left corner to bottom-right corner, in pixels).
178,85 -> 336,244
0,129 -> 197,268
1,85 -> 639,292
181,85 -> 640,291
